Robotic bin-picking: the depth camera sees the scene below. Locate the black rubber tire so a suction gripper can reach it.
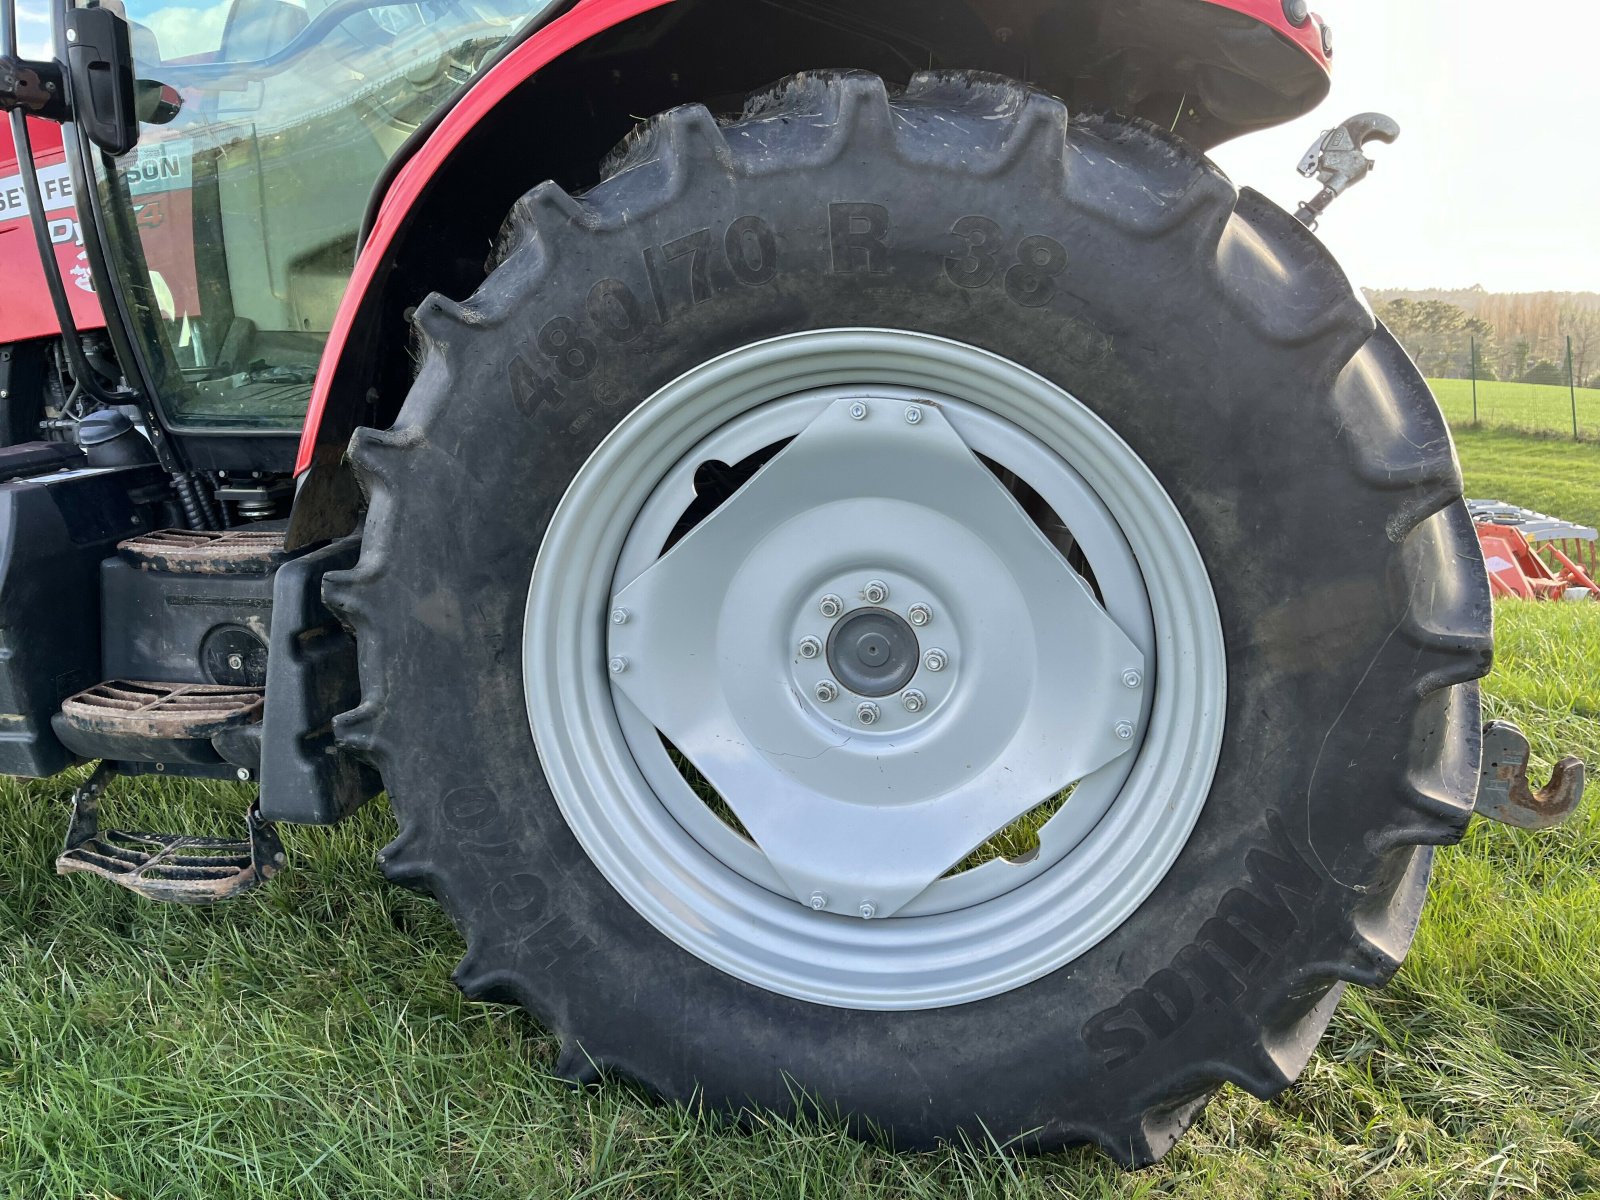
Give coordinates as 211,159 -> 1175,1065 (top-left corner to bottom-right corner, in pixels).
326,71 -> 1491,1166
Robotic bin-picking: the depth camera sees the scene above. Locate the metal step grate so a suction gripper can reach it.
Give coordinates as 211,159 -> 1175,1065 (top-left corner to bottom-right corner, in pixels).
118,527 -> 288,574
55,764 -> 284,904
59,681 -> 264,741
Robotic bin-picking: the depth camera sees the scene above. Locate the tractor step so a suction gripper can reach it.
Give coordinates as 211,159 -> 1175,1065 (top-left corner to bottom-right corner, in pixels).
51,680 -> 264,773
56,764 -> 285,904
118,526 -> 289,574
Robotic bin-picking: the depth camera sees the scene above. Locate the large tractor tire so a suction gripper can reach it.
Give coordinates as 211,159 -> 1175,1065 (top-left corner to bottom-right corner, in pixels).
326,72 -> 1490,1165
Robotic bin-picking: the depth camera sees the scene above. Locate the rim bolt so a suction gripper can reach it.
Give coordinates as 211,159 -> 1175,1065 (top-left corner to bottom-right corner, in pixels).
849,402 -> 868,421
1122,668 -> 1142,689
1115,721 -> 1135,741
798,637 -> 822,660
924,649 -> 948,673
809,892 -> 828,911
907,603 -> 932,627
902,689 -> 926,713
819,594 -> 844,619
863,579 -> 889,605
609,657 -> 629,675
815,681 -> 838,703
856,702 -> 880,726
904,407 -> 923,425
611,608 -> 630,625
858,903 -> 877,920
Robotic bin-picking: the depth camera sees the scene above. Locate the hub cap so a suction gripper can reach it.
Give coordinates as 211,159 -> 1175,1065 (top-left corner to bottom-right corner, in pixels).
525,330 -> 1226,1008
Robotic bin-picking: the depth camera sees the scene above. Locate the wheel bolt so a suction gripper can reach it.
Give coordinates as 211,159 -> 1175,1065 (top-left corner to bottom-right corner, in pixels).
609,657 -> 629,675
1115,721 -> 1135,741
907,603 -> 932,627
924,649 -> 948,672
849,402 -> 869,421
1122,669 -> 1142,689
859,903 -> 876,920
902,689 -> 926,713
815,681 -> 838,703
904,407 -> 923,425
798,637 -> 822,660
611,608 -> 630,625
819,594 -> 844,619
863,579 -> 889,604
809,892 -> 828,911
856,702 -> 880,726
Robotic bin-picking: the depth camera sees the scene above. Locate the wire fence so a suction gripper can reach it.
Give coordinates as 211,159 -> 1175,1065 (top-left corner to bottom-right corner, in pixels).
1426,334 -> 1599,441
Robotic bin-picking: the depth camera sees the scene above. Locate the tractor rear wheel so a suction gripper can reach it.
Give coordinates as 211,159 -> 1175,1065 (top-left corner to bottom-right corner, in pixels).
327,72 -> 1490,1165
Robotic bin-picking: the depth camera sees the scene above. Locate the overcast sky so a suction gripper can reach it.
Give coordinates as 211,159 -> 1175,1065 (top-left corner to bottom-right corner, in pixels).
1211,0 -> 1599,294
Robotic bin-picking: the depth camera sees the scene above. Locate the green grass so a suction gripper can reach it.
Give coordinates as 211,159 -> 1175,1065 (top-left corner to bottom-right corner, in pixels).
1432,377 -> 1600,441
2,431 -> 1598,1197
1452,425 -> 1600,531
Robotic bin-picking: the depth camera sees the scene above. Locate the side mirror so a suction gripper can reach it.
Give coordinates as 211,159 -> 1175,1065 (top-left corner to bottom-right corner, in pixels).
65,6 -> 138,155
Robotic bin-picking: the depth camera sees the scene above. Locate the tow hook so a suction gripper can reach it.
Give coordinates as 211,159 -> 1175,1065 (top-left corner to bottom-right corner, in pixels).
1474,720 -> 1587,830
1293,112 -> 1401,229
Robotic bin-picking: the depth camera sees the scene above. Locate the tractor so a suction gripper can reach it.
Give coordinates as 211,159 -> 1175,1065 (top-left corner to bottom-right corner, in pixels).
0,0 -> 1585,1166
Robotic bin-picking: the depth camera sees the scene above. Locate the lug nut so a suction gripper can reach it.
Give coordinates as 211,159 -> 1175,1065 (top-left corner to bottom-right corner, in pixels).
611,608 -> 630,625
1122,668 -> 1142,689
798,637 -> 822,660
227,653 -> 245,671
856,702 -> 881,726
904,406 -> 923,425
1115,721 -> 1135,741
815,681 -> 839,703
849,402 -> 868,421
902,689 -> 926,713
858,903 -> 877,920
809,892 -> 828,911
924,649 -> 948,672
863,579 -> 889,605
907,603 -> 932,627
609,657 -> 629,675
819,594 -> 844,619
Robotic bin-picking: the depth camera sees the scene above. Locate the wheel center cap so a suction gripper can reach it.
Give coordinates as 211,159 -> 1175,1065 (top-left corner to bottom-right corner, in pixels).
826,608 -> 919,698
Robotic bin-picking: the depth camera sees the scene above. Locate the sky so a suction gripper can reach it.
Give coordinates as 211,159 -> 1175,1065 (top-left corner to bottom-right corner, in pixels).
11,0 -> 1597,293
1210,0 -> 1600,294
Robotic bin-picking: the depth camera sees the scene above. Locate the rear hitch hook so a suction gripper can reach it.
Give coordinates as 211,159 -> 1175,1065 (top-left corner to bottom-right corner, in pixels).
1293,112 -> 1401,229
1475,720 -> 1587,831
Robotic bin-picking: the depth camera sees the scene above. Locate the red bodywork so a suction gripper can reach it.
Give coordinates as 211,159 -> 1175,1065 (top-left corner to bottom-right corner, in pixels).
1,118 -> 201,343
0,119 -> 104,341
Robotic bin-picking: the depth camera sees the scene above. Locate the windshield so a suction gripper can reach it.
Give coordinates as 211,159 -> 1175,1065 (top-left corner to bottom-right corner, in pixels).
78,0 -> 559,430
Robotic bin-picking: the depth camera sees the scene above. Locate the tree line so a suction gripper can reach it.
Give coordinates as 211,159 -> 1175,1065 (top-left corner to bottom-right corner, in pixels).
1364,286 -> 1600,388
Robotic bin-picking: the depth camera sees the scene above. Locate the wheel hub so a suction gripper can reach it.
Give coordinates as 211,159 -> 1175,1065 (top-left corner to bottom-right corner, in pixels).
606,397 -> 1145,917
826,607 -> 919,698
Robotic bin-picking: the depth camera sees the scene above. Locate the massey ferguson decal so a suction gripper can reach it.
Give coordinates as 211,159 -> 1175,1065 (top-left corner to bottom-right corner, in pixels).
0,120 -> 199,343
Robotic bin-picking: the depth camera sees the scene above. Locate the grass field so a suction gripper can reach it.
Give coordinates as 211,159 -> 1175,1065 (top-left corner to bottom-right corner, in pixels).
1432,377 -> 1600,442
1453,425 -> 1600,531
2,428 -> 1598,1197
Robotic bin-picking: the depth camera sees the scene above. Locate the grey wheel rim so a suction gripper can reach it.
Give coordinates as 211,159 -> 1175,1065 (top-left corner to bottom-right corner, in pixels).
525,329 -> 1226,1009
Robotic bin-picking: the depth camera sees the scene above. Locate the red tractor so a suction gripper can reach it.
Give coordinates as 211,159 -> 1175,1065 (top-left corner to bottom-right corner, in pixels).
0,0 -> 1583,1165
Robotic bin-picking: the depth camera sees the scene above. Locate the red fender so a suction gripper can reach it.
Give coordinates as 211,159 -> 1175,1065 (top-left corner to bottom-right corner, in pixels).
294,0 -> 1328,474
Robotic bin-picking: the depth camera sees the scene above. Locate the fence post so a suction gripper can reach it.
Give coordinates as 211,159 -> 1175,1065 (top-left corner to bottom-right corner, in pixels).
1570,335 -> 1580,441
1470,336 -> 1479,425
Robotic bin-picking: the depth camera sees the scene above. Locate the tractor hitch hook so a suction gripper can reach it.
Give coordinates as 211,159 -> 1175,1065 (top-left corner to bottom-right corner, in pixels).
1293,112 -> 1401,229
1475,720 -> 1587,830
